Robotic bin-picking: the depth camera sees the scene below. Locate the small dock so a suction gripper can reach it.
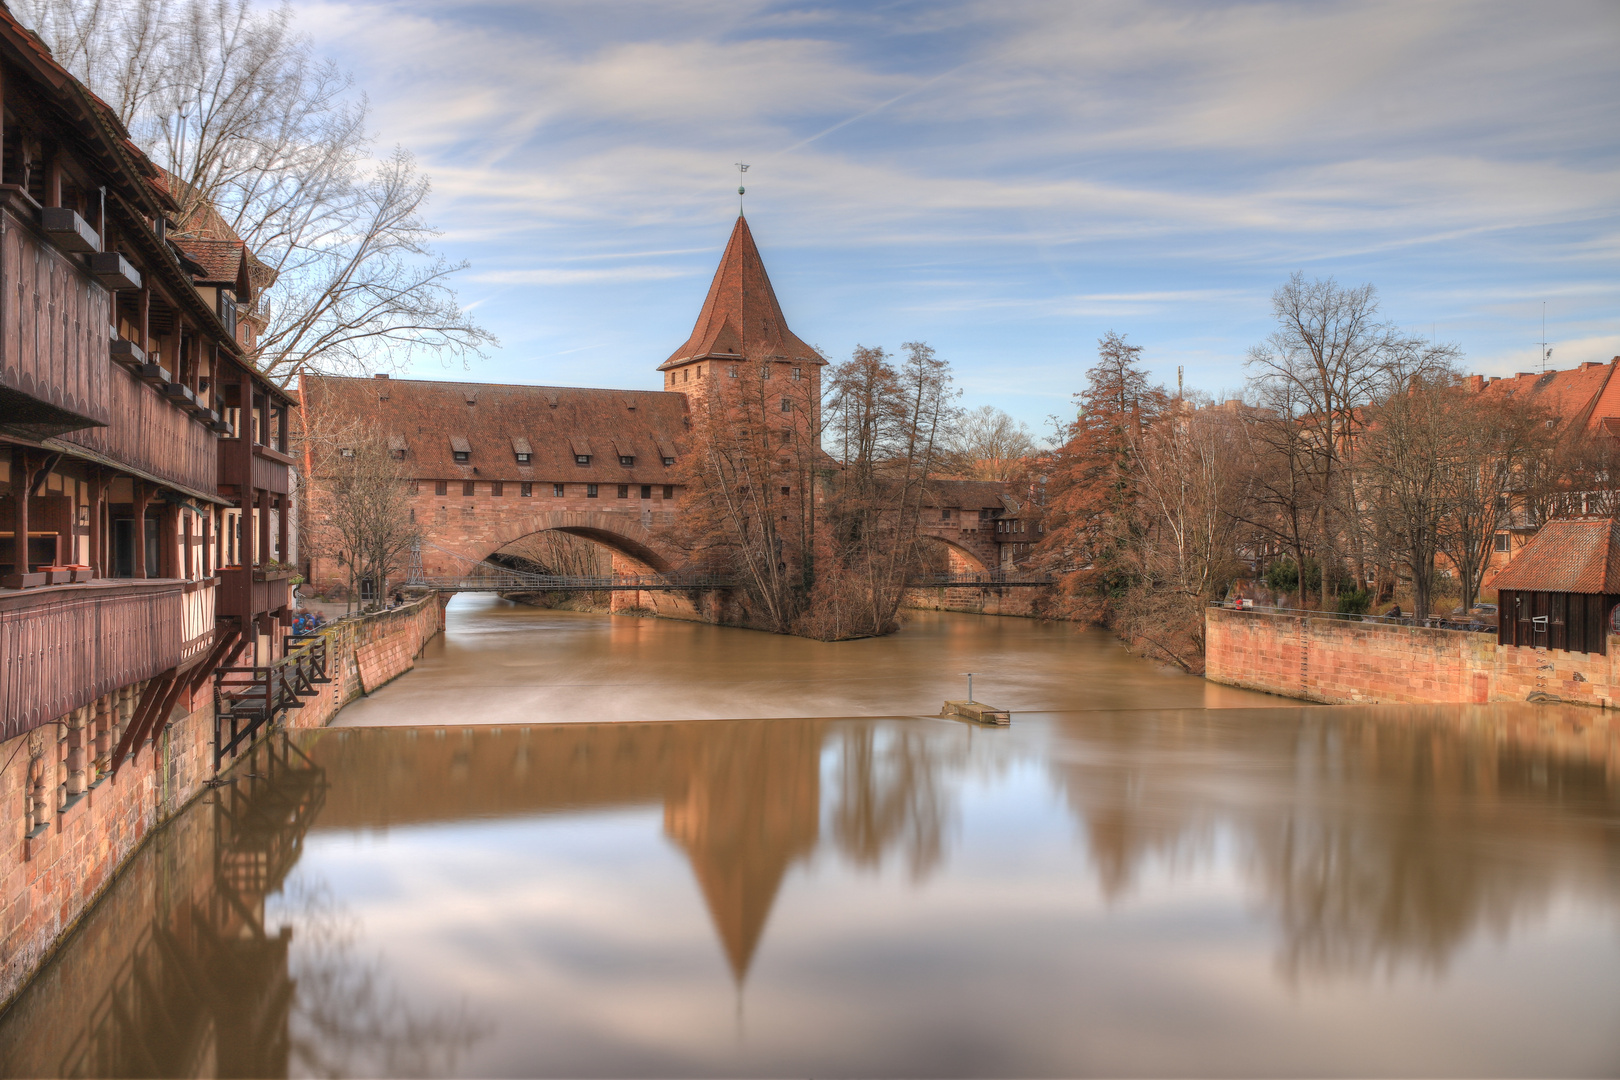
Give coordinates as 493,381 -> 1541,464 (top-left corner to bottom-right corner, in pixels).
942,700 -> 1010,725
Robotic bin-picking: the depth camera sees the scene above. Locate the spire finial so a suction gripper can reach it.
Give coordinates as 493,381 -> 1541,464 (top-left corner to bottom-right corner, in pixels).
735,162 -> 749,215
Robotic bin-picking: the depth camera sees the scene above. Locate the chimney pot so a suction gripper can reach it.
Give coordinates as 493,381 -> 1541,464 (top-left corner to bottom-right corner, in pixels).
374,373 -> 389,379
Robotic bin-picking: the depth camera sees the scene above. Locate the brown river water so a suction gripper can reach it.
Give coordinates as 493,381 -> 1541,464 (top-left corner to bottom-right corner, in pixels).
2,596 -> 1618,1077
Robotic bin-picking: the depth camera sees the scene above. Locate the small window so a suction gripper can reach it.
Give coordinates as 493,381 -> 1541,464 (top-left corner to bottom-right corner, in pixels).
792,367 -> 802,381
339,447 -> 355,458
586,484 -> 598,498
463,480 -> 475,496
780,486 -> 791,495
575,454 -> 590,465
553,483 -> 565,497
409,508 -> 415,523
1494,532 -> 1511,553
728,366 -> 739,378
491,481 -> 504,497
979,509 -> 991,520
663,485 -> 674,499
761,365 -> 771,380
697,366 -> 704,379
409,480 -> 420,495
780,398 -> 792,412
521,482 -> 533,497
619,455 -> 634,466
942,508 -> 951,521
435,480 -> 448,496
640,485 -> 652,499
391,449 -> 405,460
453,451 -> 470,463
617,484 -> 629,498
662,456 -> 675,466
516,452 -> 531,463
682,369 -> 690,383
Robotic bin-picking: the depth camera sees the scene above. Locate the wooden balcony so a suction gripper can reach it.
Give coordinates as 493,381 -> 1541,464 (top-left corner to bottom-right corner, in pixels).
0,577 -> 216,740
217,565 -> 290,625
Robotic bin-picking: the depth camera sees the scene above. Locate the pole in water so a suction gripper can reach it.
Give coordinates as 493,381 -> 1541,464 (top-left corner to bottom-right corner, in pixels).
963,672 -> 975,703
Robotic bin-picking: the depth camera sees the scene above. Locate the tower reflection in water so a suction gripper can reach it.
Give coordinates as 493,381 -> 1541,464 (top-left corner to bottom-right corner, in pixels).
1,708 -> 1617,1077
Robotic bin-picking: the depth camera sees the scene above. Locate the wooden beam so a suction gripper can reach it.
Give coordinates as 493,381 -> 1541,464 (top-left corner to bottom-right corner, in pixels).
185,628 -> 241,697
127,670 -> 189,766
111,671 -> 173,772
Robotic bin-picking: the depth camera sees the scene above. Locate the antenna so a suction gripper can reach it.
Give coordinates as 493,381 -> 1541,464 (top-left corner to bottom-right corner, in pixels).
1539,301 -> 1553,374
735,162 -> 749,214
1177,365 -> 1184,399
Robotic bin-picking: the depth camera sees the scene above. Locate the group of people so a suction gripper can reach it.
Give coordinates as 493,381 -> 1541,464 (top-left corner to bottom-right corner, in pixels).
291,610 -> 328,637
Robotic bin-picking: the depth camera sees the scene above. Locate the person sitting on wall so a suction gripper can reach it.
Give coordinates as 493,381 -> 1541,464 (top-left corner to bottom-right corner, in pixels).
1384,605 -> 1402,620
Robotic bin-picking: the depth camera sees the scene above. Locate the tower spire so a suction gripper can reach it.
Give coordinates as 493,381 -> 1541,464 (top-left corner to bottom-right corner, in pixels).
735,162 -> 748,216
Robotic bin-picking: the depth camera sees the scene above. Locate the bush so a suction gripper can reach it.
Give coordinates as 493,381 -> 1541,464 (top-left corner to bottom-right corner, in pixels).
1335,588 -> 1371,615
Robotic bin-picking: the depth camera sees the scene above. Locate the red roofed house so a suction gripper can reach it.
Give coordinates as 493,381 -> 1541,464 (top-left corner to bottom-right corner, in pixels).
1491,517 -> 1620,654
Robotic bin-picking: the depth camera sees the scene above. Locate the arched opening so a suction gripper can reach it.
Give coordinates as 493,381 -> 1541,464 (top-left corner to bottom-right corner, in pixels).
916,535 -> 989,574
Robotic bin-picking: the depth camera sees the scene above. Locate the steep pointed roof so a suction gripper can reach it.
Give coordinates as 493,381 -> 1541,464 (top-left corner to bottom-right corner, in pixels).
660,216 -> 824,371
1491,517 -> 1620,594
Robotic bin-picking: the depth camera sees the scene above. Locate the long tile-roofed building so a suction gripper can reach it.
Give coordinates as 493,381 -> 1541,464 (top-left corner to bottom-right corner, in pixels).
301,374 -> 690,486
1477,358 -> 1620,435
1490,517 -> 1620,595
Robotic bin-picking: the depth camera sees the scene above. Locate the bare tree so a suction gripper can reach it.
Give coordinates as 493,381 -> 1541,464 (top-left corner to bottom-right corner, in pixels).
302,426 -> 420,613
17,0 -> 494,385
1246,274 -> 1457,600
941,405 -> 1038,481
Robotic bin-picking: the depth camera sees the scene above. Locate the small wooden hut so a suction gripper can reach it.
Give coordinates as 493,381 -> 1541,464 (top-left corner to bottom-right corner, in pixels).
1491,517 -> 1620,655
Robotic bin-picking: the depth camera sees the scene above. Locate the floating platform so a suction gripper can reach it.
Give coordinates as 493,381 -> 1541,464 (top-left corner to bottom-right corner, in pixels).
942,700 -> 1010,725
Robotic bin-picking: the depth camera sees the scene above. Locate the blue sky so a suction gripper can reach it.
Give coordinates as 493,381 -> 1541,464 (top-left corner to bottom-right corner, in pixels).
292,0 -> 1619,436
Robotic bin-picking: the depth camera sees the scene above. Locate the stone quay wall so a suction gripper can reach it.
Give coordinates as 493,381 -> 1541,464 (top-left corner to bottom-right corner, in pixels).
904,586 -> 1048,618
1206,606 -> 1620,708
0,594 -> 439,1009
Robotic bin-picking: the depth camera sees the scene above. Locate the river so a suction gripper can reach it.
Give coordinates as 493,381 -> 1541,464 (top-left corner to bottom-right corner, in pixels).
2,597 -> 1617,1077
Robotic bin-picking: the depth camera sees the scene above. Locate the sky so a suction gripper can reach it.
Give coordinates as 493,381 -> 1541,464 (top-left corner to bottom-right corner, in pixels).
289,0 -> 1620,437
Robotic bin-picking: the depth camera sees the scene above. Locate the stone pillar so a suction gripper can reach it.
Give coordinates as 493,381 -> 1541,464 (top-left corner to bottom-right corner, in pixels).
94,694 -> 112,779
26,734 -> 48,835
66,706 -> 88,797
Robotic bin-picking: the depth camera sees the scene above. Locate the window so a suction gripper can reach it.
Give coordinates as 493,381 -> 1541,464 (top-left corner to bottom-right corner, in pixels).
516,452 -> 531,463
792,367 -> 802,381
339,447 -> 354,458
553,483 -> 565,497
617,484 -> 629,498
697,366 -> 704,379
463,480 -> 475,496
979,509 -> 991,520
586,484 -> 598,498
491,481 -> 504,497
409,508 -> 416,523
942,508 -> 951,521
575,454 -> 590,465
663,485 -> 674,499
619,455 -> 634,466
662,456 -> 675,466
780,398 -> 792,412
435,480 -> 448,496
780,486 -> 791,495
409,480 -> 420,495
682,369 -> 690,383
640,485 -> 652,499
453,451 -> 469,463
761,365 -> 771,379
391,449 -> 405,460
1495,532 -> 1512,553
728,366 -> 739,378
521,482 -> 533,497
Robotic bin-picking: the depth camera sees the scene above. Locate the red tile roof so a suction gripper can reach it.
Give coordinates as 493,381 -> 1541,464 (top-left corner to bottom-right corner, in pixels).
1490,517 -> 1620,594
921,479 -> 1017,511
300,374 -> 691,484
660,216 -> 823,371
173,238 -> 245,283
1485,359 -> 1620,434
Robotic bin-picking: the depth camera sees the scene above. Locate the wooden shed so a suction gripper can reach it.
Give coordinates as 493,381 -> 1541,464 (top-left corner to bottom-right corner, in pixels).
1492,517 -> 1620,655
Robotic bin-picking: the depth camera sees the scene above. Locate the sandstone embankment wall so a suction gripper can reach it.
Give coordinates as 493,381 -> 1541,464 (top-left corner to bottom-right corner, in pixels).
904,586 -> 1048,618
0,595 -> 439,1009
1207,607 -> 1620,708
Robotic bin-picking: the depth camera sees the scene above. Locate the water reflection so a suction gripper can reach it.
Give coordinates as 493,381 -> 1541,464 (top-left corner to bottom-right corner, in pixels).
3,704 -> 1619,1074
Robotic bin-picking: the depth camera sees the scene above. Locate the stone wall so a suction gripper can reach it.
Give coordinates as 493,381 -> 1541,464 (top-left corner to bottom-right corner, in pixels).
0,594 -> 439,1009
905,586 -> 1048,618
1207,606 -> 1620,708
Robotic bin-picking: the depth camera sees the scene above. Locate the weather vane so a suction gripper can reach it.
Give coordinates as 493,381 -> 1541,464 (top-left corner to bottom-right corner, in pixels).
735,162 -> 748,214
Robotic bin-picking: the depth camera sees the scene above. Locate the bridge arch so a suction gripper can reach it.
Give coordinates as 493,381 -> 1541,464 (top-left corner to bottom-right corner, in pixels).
457,509 -> 675,573
917,533 -> 991,573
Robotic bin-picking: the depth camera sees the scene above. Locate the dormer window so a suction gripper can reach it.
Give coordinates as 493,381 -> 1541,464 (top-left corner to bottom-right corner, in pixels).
450,435 -> 472,463
339,447 -> 355,458
619,455 -> 634,466
517,452 -> 531,463
576,454 -> 591,465
662,456 -> 676,466
391,449 -> 405,460
453,451 -> 469,463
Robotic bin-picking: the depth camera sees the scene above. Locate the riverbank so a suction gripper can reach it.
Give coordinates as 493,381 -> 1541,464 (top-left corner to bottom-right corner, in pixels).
0,595 -> 440,1010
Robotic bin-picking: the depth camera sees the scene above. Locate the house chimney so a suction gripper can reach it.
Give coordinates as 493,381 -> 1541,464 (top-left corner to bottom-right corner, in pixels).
374,373 -> 389,379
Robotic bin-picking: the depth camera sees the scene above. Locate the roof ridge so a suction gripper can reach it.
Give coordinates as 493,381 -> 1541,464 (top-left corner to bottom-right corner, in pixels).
305,373 -> 684,395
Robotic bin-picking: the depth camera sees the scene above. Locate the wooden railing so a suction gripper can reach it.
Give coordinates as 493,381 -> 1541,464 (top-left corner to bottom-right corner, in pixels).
0,577 -> 216,740
213,635 -> 330,767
